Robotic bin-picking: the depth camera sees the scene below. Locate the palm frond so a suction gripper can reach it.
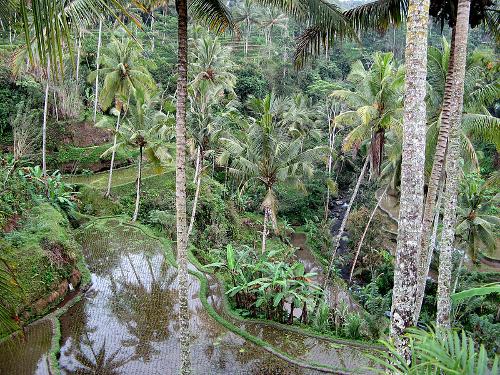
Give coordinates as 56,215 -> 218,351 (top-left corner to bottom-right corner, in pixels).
189,0 -> 235,34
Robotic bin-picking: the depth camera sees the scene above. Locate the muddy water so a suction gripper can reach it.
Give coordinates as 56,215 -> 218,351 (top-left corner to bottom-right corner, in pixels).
205,273 -> 374,375
0,319 -> 52,375
59,220 -> 318,375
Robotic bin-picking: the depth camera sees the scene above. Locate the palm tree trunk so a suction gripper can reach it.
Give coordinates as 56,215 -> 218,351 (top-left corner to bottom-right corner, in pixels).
390,0 -> 430,362
370,129 -> 384,179
175,0 -> 191,372
436,0 -> 471,329
105,111 -> 121,197
416,27 -> 457,312
42,58 -> 50,177
349,184 -> 388,282
414,174 -> 444,318
452,249 -> 465,294
132,146 -> 143,222
76,29 -> 82,82
324,121 -> 336,221
417,0 -> 471,321
93,19 -> 103,123
261,206 -> 270,254
188,149 -> 203,239
323,155 -> 369,289
436,133 -> 460,328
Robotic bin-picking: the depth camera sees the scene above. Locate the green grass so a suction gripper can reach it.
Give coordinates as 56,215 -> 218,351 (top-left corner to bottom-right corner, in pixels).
0,203 -> 88,337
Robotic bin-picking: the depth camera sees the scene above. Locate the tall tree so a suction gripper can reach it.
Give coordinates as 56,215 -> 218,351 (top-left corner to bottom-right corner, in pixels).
172,0 -> 233,372
221,93 -> 323,254
390,0 -> 430,362
88,36 -> 156,196
332,52 -> 404,179
434,0 -> 472,326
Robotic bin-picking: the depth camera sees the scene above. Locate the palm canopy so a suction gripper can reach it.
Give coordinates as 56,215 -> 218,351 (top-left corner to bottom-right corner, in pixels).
221,93 -> 325,222
97,90 -> 172,164
87,36 -> 156,112
0,0 -> 138,75
332,52 -> 404,177
426,38 -> 500,171
455,174 -> 500,262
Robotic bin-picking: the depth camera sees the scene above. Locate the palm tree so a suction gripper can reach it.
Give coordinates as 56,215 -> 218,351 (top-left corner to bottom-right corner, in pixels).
187,33 -> 236,238
98,90 -> 169,222
421,0 -> 473,325
281,93 -> 319,150
221,93 -> 324,254
260,8 -> 288,58
455,174 -> 500,263
233,0 -> 257,57
88,36 -> 156,197
332,52 -> 404,179
389,0 -> 430,362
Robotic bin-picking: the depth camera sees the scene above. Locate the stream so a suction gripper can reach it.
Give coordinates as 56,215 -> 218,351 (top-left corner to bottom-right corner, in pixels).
0,218 -> 375,374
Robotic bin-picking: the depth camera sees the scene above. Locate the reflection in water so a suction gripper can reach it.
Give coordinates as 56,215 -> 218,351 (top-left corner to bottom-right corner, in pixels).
0,319 -> 52,375
60,220 -> 315,374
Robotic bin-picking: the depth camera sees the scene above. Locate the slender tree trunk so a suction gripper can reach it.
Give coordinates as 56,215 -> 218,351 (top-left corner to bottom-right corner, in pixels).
42,59 -> 50,176
417,1 -> 471,321
261,206 -> 270,254
132,146 -> 143,222
415,28 -> 458,314
53,92 -> 59,121
175,0 -> 191,372
390,0 -> 430,362
245,18 -> 250,56
76,29 -> 82,82
436,132 -> 460,328
436,0 -> 471,329
414,175 -> 444,318
349,184 -> 389,282
370,129 -> 384,179
452,249 -> 465,294
324,120 -> 336,221
323,156 -> 369,289
93,19 -> 103,123
105,110 -> 121,197
188,149 -> 203,239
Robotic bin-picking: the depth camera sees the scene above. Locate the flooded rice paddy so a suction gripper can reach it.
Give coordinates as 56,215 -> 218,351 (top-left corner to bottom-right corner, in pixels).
1,219 -> 375,374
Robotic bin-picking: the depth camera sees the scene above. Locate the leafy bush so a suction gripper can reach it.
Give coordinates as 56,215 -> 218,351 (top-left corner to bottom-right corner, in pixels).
370,327 -> 499,375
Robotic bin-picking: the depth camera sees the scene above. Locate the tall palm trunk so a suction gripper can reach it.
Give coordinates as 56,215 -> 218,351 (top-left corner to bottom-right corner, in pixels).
436,0 -> 471,329
175,0 -> 191,373
132,145 -> 143,222
324,120 -> 336,221
416,1 -> 471,320
42,59 -> 50,176
390,0 -> 430,362
324,156 -> 369,288
370,128 -> 385,179
76,29 -> 82,82
262,205 -> 270,254
349,183 -> 389,282
93,19 -> 103,123
188,147 -> 203,239
415,29 -> 457,314
105,109 -> 121,197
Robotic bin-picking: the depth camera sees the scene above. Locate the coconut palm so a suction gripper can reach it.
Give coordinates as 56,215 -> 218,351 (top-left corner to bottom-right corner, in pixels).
233,0 -> 258,57
221,93 -> 324,254
187,34 -> 236,238
455,174 -> 500,263
88,36 -> 156,197
332,52 -> 404,179
260,8 -> 288,58
97,90 -> 169,222
388,0 -> 430,361
280,93 -> 320,150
